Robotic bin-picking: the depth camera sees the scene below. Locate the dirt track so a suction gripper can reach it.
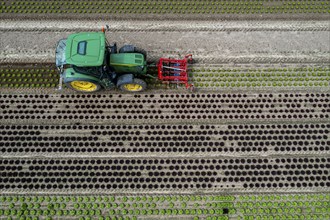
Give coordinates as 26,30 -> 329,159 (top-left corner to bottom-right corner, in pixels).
1,20 -> 329,64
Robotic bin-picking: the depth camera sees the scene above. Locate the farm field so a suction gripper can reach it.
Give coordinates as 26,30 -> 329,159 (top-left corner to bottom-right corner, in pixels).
0,0 -> 330,220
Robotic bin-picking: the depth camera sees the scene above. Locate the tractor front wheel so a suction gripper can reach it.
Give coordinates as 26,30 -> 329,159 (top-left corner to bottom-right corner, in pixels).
119,78 -> 147,92
67,80 -> 102,92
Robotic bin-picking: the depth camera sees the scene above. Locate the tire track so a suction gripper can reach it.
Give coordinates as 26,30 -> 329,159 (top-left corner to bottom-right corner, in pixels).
1,19 -> 329,32
1,50 -> 329,64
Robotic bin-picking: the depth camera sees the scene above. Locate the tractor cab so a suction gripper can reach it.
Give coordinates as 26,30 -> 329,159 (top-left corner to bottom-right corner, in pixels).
66,32 -> 106,67
55,32 -> 148,92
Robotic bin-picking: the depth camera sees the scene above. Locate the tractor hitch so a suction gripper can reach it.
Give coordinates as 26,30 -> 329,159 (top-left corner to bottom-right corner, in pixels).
157,54 -> 194,89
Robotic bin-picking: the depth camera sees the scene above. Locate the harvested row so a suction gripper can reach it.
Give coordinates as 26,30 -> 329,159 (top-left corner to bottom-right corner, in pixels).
0,123 -> 329,157
1,0 -> 329,15
0,92 -> 329,125
0,194 -> 329,220
0,156 -> 329,193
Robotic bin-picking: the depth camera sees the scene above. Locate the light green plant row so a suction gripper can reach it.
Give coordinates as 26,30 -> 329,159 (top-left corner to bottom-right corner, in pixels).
237,194 -> 330,220
0,195 -> 234,220
0,0 -> 329,14
191,67 -> 330,73
190,68 -> 330,88
0,194 -> 329,220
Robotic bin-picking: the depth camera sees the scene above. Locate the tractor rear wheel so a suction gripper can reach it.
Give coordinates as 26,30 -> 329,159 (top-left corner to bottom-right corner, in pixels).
67,80 -> 102,92
119,78 -> 147,92
119,45 -> 147,60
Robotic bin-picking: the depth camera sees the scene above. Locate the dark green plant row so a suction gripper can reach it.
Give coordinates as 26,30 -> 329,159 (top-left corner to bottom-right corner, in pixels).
1,67 -> 329,89
0,0 -> 329,14
0,194 -> 329,220
0,68 -> 58,89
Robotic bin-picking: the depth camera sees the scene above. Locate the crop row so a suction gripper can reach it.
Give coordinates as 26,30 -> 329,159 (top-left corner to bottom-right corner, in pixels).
191,67 -> 329,73
0,0 -> 329,14
190,67 -> 330,88
192,77 -> 329,88
0,194 -> 329,219
1,67 -> 329,89
0,69 -> 58,89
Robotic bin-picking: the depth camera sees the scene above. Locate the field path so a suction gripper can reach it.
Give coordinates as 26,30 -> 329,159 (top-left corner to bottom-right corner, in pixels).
1,19 -> 329,64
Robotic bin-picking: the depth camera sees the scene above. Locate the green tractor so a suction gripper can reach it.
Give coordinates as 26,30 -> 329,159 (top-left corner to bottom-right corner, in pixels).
55,31 -> 149,92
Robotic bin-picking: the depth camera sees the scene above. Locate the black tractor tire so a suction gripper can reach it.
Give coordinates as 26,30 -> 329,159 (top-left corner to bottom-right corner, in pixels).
66,80 -> 102,93
119,45 -> 147,60
119,78 -> 147,93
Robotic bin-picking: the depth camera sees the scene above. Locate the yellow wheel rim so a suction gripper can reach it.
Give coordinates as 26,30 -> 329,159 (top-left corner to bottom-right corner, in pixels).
123,83 -> 142,91
70,81 -> 97,92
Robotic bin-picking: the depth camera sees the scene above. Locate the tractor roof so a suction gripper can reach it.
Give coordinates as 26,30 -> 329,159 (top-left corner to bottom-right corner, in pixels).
65,32 -> 105,67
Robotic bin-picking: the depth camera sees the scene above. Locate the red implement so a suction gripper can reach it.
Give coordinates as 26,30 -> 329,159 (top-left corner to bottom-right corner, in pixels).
157,54 -> 193,89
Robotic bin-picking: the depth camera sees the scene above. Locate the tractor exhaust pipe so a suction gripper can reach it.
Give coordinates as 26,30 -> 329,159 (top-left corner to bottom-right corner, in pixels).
56,66 -> 64,91
102,25 -> 110,33
57,74 -> 63,91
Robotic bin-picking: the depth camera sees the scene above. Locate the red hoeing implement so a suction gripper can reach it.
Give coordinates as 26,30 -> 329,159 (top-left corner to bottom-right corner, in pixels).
157,54 -> 193,89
